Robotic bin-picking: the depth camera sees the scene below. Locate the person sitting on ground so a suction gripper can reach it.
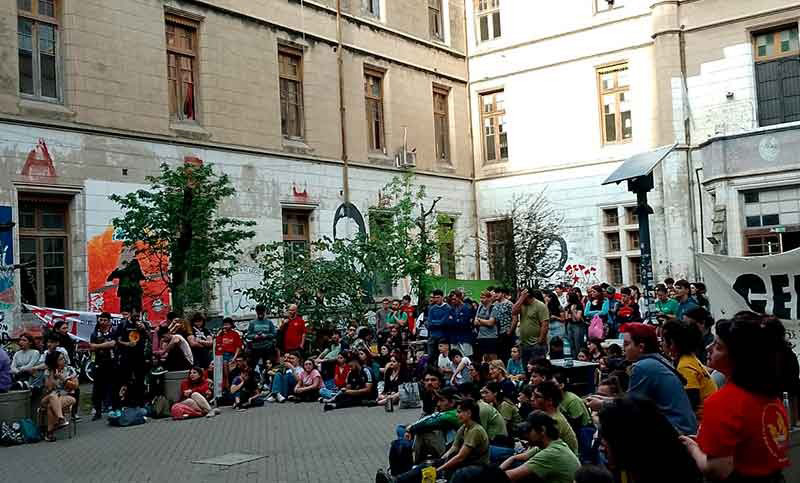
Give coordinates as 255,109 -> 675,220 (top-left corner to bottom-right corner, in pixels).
531,380 -> 578,456
377,353 -> 406,407
230,357 -> 261,410
450,349 -> 472,386
10,333 -> 41,390
290,358 -> 322,402
350,327 -> 371,355
175,366 -> 216,418
319,352 -> 350,401
586,337 -> 605,363
506,346 -> 524,381
188,313 -> 213,370
662,320 -> 717,423
323,353 -> 375,411
551,371 -> 594,462
528,358 -> 552,388
402,385 -> 462,463
467,362 -> 489,389
457,382 -> 509,444
481,381 -> 521,435
268,352 -> 300,402
517,384 -> 534,420
419,368 -> 444,415
498,410 -> 580,483
596,376 -> 623,398
377,398 -> 490,483
40,351 -> 78,441
156,325 -> 194,371
386,325 -> 404,352
357,347 -> 381,383
587,323 -> 698,436
681,314 -> 791,482
577,348 -> 591,362
376,344 -> 391,371
487,359 -> 516,401
315,329 -> 344,378
600,343 -> 626,374
600,396 -> 703,483
549,337 -> 565,360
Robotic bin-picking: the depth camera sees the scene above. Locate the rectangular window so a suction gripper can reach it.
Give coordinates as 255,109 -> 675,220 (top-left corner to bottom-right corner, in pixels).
603,208 -> 619,227
487,219 -> 514,284
165,15 -> 198,121
438,216 -> 456,279
282,210 -> 310,263
607,258 -> 623,286
598,63 -> 632,143
625,206 -> 638,225
754,26 -> 800,127
480,90 -> 508,163
596,0 -> 621,13
627,230 -> 640,251
19,196 -> 69,309
365,68 -> 385,152
629,257 -> 642,286
433,86 -> 450,163
279,45 -> 304,139
605,232 -> 620,252
429,0 -> 444,40
365,0 -> 380,18
745,234 -> 781,256
476,0 -> 501,43
18,0 -> 60,100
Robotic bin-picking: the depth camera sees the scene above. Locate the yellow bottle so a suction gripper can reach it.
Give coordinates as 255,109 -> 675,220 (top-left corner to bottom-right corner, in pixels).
421,466 -> 436,483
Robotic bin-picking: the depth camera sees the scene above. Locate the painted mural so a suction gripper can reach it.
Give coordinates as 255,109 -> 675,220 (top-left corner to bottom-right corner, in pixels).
219,264 -> 260,317
0,206 -> 14,341
86,180 -> 171,323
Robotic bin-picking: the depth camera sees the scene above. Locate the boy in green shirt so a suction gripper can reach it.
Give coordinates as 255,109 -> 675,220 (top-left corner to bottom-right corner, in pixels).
499,411 -> 580,483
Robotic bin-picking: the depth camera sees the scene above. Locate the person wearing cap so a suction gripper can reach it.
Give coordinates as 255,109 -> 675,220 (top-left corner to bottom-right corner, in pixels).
403,385 -> 462,462
499,411 -> 580,482
587,322 -> 697,435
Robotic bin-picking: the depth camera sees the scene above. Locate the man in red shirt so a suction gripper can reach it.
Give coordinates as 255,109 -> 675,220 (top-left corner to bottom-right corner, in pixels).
283,304 -> 307,354
401,295 -> 416,334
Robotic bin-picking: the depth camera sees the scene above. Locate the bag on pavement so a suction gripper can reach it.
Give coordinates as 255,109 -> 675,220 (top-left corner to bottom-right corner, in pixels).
0,421 -> 25,445
388,438 -> 414,476
109,407 -> 147,427
171,402 -> 203,420
588,315 -> 604,340
150,395 -> 171,419
398,382 -> 421,409
18,418 -> 40,443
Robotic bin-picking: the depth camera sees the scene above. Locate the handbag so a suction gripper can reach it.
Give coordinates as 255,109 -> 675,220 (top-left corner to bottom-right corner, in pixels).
18,418 -> 41,443
398,382 -> 421,409
588,315 -> 604,340
0,421 -> 26,446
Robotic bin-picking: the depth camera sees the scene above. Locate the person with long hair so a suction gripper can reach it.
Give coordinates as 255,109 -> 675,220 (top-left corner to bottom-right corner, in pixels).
481,381 -> 521,434
176,366 -> 214,417
661,320 -> 717,422
599,396 -> 703,483
40,351 -> 78,441
565,291 -> 587,352
376,353 -> 407,406
10,332 -> 41,390
583,285 -> 609,326
543,290 -> 566,346
487,359 -> 516,400
290,358 -> 322,402
681,313 -> 791,481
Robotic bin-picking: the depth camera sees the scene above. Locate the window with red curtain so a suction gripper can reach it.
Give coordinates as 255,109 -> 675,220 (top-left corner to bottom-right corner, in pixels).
165,15 -> 198,121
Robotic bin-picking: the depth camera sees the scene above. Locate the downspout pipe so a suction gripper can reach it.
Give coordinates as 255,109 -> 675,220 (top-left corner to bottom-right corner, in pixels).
464,8 -> 481,280
679,25 -> 700,279
337,0 -> 349,203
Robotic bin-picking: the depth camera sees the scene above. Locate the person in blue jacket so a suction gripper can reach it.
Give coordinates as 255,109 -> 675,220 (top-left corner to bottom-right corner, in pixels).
427,289 -> 454,362
448,290 -> 476,358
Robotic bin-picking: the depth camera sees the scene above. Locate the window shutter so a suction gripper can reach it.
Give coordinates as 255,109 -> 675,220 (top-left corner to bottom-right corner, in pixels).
756,57 -> 800,126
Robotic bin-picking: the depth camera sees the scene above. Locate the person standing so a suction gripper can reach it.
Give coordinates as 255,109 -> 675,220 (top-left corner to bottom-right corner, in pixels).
53,321 -> 76,364
375,298 -> 391,335
512,289 -> 550,365
387,299 -> 409,330
674,280 -> 699,322
282,304 -> 307,355
246,304 -> 277,373
188,313 -> 213,370
491,287 -> 514,361
450,290 -> 475,358
474,290 -> 498,362
426,289 -> 453,362
400,295 -> 416,334
654,284 -> 679,318
114,307 -> 150,407
90,313 -> 116,419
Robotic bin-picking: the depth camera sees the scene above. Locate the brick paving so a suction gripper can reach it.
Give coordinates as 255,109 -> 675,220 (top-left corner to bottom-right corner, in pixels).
0,402 -> 414,483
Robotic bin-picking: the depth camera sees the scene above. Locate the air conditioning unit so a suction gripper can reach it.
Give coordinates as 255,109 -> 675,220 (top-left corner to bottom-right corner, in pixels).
395,150 -> 417,169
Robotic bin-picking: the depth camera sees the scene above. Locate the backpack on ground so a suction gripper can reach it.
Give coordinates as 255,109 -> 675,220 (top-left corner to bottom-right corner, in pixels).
388,438 -> 414,476
108,407 -> 147,427
398,382 -> 421,409
18,418 -> 40,443
0,421 -> 25,446
150,395 -> 171,419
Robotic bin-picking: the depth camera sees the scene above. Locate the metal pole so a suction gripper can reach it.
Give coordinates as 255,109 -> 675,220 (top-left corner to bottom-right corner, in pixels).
637,188 -> 655,322
336,0 -> 350,203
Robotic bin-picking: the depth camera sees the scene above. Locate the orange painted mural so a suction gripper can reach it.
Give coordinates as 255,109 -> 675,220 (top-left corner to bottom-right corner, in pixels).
87,226 -> 171,322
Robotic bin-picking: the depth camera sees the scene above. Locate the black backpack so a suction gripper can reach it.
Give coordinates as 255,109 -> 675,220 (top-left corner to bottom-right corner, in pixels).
388,438 -> 413,476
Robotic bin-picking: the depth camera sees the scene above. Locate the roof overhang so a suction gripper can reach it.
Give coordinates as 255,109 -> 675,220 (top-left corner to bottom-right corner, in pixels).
602,143 -> 678,185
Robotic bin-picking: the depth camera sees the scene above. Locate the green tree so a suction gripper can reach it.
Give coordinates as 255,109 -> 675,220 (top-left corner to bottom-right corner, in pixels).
110,162 -> 256,314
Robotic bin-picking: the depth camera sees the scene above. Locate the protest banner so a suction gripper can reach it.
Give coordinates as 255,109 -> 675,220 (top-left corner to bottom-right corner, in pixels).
23,303 -> 123,342
698,249 -> 800,356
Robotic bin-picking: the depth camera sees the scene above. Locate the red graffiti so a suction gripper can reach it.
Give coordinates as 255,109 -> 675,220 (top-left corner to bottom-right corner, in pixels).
21,139 -> 56,177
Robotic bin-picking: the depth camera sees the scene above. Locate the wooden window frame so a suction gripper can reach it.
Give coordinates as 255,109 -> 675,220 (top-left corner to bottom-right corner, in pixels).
18,194 -> 70,309
744,231 -> 782,256
597,63 -> 632,145
753,25 -> 800,62
433,85 -> 451,163
479,89 -> 508,164
475,0 -> 501,43
602,208 -> 619,227
438,215 -> 456,279
487,218 -> 514,283
429,0 -> 444,41
629,256 -> 642,286
607,257 -> 623,286
282,209 -> 310,263
17,0 -> 62,102
165,13 -> 199,122
278,44 -> 305,140
627,230 -> 640,251
364,66 -> 386,153
605,232 -> 621,253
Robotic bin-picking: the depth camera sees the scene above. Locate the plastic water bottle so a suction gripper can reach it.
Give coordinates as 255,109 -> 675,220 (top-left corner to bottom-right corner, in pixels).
563,338 -> 574,367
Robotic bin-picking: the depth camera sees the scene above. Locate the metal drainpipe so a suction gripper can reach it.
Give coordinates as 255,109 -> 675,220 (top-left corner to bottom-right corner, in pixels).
463,6 -> 481,280
337,0 -> 349,203
679,26 -> 700,279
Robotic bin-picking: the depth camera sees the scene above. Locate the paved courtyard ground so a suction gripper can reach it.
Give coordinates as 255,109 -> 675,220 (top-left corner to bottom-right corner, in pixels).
0,401 -> 412,483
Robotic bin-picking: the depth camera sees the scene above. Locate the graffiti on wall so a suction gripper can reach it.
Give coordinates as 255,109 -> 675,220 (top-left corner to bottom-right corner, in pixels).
87,226 -> 171,322
0,207 -> 15,342
219,264 -> 261,317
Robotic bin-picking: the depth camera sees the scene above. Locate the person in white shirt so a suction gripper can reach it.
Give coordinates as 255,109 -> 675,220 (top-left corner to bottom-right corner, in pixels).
437,339 -> 454,379
10,333 -> 41,390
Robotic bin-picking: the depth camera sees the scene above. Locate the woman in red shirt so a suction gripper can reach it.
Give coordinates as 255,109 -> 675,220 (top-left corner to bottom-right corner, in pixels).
682,313 -> 790,482
176,367 -> 214,416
